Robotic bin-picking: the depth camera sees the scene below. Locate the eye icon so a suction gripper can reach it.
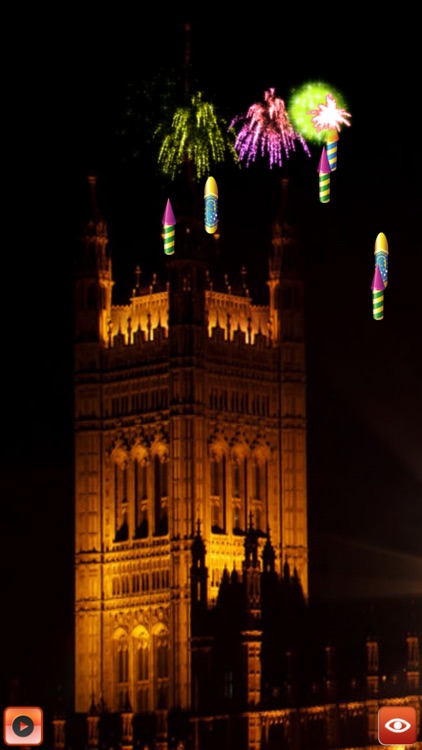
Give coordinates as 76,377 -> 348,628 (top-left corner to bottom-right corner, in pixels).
385,718 -> 411,733
379,706 -> 416,745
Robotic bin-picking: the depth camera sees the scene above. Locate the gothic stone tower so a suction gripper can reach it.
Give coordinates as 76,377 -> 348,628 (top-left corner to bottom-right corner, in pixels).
73,175 -> 308,717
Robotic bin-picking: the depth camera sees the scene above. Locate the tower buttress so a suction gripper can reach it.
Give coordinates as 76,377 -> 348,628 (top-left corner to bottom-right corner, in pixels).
74,175 -> 113,354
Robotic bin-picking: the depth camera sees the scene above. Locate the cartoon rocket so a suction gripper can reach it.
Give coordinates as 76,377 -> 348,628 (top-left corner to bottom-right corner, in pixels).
204,176 -> 218,234
162,198 -> 176,255
374,232 -> 389,287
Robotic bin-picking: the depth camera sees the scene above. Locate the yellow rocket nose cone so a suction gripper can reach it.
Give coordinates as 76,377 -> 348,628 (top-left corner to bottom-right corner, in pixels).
374,232 -> 388,254
204,176 -> 218,198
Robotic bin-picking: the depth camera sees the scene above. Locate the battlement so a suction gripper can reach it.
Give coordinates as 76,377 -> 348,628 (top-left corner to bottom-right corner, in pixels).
105,284 -> 274,351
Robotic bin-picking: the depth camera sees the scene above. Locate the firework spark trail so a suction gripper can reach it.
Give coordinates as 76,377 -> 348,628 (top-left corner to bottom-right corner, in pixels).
309,93 -> 351,133
155,91 -> 238,181
229,88 -> 311,168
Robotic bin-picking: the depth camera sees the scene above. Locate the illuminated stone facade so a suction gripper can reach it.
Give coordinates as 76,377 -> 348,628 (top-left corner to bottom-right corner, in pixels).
70,177 -> 421,749
74,175 -> 307,714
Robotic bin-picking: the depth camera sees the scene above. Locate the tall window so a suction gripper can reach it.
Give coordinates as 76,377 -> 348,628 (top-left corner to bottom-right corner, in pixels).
232,457 -> 246,533
252,460 -> 268,532
210,456 -> 226,533
156,640 -> 169,679
211,461 -> 219,496
135,636 -> 150,713
118,644 -> 128,682
253,466 -> 261,529
233,502 -> 242,532
232,462 -> 241,497
114,634 -> 129,710
253,463 -> 261,499
154,456 -> 168,536
154,631 -> 169,709
160,460 -> 168,497
134,460 -> 148,538
211,501 -> 221,530
114,463 -> 128,541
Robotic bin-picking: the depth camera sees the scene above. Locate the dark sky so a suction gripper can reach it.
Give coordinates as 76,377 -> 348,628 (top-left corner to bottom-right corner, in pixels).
3,7 -> 421,708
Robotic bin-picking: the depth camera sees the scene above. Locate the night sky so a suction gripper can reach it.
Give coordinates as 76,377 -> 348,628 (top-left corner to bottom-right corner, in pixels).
3,8 -> 421,710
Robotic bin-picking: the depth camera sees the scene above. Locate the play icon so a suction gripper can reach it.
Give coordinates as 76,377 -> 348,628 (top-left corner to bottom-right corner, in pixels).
4,707 -> 43,746
12,716 -> 34,737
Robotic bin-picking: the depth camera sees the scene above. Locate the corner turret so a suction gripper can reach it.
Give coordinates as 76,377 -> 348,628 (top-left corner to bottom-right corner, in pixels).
74,175 -> 113,350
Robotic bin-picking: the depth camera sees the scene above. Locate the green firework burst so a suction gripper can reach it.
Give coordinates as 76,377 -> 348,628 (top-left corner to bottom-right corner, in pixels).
288,81 -> 349,144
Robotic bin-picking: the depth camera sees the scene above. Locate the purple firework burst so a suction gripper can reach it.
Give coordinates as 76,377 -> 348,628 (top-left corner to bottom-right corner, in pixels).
229,88 -> 311,168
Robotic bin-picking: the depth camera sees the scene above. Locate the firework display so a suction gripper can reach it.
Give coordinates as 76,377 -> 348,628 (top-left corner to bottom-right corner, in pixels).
288,82 -> 350,143
229,88 -> 310,168
155,91 -> 238,182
